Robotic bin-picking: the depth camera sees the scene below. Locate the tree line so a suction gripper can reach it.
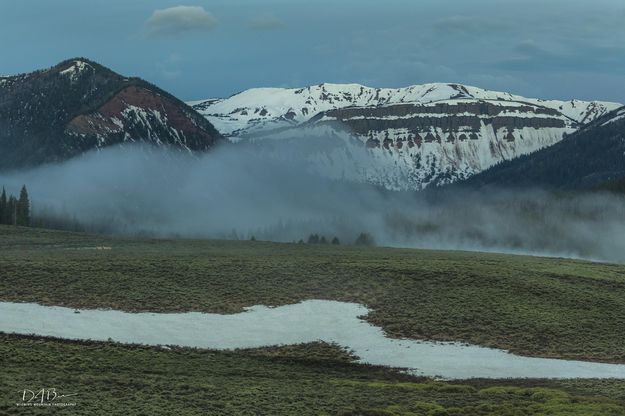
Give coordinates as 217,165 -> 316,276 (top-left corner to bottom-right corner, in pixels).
248,232 -> 377,246
0,185 -> 31,226
301,232 -> 376,246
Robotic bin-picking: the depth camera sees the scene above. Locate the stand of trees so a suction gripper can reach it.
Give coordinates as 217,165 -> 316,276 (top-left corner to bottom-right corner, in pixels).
354,232 -> 375,246
305,233 -> 376,246
307,234 -> 341,245
0,185 -> 30,226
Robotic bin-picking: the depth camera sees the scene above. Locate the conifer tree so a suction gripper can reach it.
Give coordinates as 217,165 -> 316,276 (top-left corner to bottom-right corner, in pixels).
17,185 -> 30,226
7,195 -> 17,226
354,232 -> 375,247
0,187 -> 6,225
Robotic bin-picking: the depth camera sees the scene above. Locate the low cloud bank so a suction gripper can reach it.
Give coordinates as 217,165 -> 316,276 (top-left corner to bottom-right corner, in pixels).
2,141 -> 625,263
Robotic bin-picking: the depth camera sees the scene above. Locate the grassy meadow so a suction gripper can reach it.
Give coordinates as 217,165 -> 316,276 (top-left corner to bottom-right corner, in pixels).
1,225 -> 624,362
1,225 -> 625,414
2,334 -> 625,415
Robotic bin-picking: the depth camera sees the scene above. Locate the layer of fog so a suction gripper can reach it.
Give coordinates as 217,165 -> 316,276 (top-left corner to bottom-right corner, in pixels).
2,137 -> 625,263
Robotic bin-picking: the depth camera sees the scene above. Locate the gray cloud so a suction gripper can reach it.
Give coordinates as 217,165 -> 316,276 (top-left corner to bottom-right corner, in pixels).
145,6 -> 217,36
497,40 -> 625,73
248,14 -> 285,30
433,15 -> 508,35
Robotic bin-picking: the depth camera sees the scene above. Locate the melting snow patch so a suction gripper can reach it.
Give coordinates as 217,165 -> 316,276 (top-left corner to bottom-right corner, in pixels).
1,299 -> 625,379
602,108 -> 625,126
60,60 -> 93,83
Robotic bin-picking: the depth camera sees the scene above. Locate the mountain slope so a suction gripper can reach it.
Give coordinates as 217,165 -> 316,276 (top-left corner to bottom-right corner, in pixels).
0,58 -> 223,170
457,107 -> 625,190
190,83 -> 620,190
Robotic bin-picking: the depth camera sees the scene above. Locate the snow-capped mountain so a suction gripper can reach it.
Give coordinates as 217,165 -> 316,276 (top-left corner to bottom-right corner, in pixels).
0,58 -> 223,170
190,83 -> 618,135
190,83 -> 621,190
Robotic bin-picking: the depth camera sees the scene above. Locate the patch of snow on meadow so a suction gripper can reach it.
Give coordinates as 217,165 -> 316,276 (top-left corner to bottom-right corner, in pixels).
1,300 -> 625,379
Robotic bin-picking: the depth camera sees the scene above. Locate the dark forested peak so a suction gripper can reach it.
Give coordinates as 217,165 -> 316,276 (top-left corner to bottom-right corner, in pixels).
0,58 -> 223,171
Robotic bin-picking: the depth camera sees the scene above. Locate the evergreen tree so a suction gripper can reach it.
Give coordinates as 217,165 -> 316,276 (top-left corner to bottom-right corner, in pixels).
307,234 -> 320,244
320,236 -> 328,244
16,185 -> 30,226
0,187 -> 6,225
7,196 -> 17,226
354,232 -> 375,247
331,237 -> 340,245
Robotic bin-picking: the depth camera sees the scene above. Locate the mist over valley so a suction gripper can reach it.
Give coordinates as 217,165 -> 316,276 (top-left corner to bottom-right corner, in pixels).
3,138 -> 625,263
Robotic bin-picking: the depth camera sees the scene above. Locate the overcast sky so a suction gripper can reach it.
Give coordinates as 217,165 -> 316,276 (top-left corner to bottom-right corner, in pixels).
2,0 -> 625,102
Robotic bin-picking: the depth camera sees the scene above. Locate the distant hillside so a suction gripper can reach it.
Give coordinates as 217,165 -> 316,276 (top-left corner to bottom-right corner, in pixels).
456,107 -> 625,190
0,58 -> 223,170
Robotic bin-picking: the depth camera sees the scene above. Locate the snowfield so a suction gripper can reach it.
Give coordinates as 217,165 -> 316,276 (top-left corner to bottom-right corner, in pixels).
2,299 -> 625,380
190,82 -> 621,136
59,59 -> 94,83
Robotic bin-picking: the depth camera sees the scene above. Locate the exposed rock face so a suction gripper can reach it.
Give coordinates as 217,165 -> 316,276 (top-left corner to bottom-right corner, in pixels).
0,58 -> 222,170
190,83 -> 621,190
65,85 -> 219,150
319,101 -> 568,141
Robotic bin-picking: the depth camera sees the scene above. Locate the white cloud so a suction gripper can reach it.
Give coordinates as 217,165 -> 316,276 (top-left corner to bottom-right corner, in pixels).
145,6 -> 217,36
248,14 -> 285,30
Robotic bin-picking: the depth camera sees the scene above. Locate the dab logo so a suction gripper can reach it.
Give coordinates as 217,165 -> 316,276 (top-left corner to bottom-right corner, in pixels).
17,388 -> 78,407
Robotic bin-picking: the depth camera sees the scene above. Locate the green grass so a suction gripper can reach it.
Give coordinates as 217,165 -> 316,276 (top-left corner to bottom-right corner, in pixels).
2,334 -> 625,415
1,225 -> 625,362
2,225 -> 625,414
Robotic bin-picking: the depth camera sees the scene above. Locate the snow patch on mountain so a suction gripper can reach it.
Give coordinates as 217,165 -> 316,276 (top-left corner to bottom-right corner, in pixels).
602,107 -> 625,126
60,60 -> 94,83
